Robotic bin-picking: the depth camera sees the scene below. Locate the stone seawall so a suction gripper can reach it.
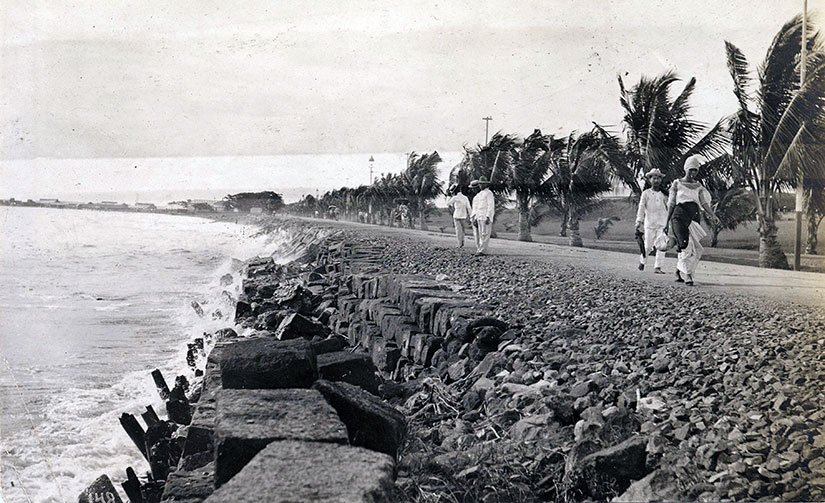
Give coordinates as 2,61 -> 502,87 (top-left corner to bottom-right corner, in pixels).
83,219 -> 825,503
150,226 -> 511,502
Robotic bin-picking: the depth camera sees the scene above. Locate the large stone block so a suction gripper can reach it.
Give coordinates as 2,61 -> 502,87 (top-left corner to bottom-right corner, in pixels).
214,388 -> 348,486
160,463 -> 215,503
386,275 -> 439,303
379,313 -> 407,341
399,289 -> 465,320
370,338 -> 401,374
203,440 -> 396,503
313,380 -> 406,458
318,351 -> 381,394
219,338 -> 317,390
374,304 -> 403,328
359,322 -> 382,350
274,312 -> 330,340
415,297 -> 475,334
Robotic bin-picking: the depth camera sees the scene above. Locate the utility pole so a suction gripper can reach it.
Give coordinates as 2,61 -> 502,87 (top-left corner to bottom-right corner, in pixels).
369,155 -> 375,184
482,116 -> 493,144
794,0 -> 807,271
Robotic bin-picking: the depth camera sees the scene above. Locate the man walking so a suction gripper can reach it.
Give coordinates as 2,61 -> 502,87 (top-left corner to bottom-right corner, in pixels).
446,184 -> 472,248
635,168 -> 668,273
470,176 -> 495,255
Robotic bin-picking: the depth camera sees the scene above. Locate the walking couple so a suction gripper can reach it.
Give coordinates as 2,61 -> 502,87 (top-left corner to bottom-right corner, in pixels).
446,177 -> 494,255
637,155 -> 718,285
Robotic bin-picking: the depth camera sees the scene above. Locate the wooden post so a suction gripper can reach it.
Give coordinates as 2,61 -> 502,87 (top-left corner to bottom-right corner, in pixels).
121,467 -> 144,503
119,413 -> 149,461
151,369 -> 170,400
142,405 -> 160,427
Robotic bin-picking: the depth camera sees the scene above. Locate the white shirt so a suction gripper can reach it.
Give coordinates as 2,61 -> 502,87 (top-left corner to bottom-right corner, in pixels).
470,188 -> 495,221
446,193 -> 471,219
636,188 -> 668,228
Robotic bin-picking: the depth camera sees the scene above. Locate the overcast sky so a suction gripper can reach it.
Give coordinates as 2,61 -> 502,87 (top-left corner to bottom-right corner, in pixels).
2,0 -> 821,161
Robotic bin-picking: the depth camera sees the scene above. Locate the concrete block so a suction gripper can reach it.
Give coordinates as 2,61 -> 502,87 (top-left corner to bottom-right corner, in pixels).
219,338 -> 317,390
214,388 -> 347,486
204,441 -> 396,503
313,380 -> 406,458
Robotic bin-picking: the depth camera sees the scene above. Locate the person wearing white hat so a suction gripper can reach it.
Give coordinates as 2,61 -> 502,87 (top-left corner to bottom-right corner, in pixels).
446,184 -> 472,248
635,168 -> 668,273
470,176 -> 494,254
664,155 -> 719,285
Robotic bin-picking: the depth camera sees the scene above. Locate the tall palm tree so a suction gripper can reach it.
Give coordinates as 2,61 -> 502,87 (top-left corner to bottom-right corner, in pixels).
509,129 -> 560,241
601,72 -> 727,194
403,151 -> 443,230
805,177 -> 825,254
725,14 -> 825,268
543,130 -> 614,247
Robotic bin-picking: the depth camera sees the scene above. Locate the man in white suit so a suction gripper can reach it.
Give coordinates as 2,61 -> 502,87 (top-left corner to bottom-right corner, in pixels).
470,176 -> 495,255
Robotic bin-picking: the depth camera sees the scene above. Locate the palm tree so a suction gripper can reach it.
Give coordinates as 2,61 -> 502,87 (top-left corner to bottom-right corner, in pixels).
725,15 -> 825,268
543,130 -> 614,247
510,129 -> 560,241
600,71 -> 727,194
403,151 -> 443,230
459,133 -> 520,238
700,154 -> 756,247
805,177 -> 825,254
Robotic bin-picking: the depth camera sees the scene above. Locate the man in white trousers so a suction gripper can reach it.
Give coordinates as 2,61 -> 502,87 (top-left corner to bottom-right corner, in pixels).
470,176 -> 495,255
446,184 -> 472,248
635,168 -> 668,273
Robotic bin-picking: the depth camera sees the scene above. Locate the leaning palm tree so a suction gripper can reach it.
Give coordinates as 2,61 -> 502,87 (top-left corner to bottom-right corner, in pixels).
725,14 -> 825,268
543,130 -> 614,247
403,151 -> 443,230
600,71 -> 727,194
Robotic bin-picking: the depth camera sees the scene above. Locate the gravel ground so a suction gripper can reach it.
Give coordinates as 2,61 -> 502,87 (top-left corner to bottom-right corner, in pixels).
337,230 -> 825,502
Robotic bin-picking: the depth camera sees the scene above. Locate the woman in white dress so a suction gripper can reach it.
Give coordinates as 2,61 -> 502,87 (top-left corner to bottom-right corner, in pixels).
664,155 -> 719,286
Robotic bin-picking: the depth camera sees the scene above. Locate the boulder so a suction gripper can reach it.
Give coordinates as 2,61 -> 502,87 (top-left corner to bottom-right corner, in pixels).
313,380 -> 407,458
219,338 -> 317,390
567,435 -> 649,499
317,351 -> 381,394
203,441 -> 396,503
274,312 -> 330,340
214,388 -> 348,486
613,468 -> 681,502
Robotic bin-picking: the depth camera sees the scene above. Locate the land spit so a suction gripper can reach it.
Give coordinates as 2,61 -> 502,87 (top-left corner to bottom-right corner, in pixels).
87,218 -> 825,502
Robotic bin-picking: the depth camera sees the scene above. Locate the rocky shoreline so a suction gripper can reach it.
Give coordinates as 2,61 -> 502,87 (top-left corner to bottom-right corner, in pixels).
82,218 -> 825,502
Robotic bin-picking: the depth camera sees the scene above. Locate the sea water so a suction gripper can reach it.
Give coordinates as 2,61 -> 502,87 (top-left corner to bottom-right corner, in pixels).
0,206 -> 283,503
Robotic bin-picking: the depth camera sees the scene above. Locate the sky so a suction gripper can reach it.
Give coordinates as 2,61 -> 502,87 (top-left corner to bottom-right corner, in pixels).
0,0 -> 822,201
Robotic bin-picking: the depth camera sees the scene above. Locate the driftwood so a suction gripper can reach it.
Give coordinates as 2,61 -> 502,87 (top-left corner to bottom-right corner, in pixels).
142,405 -> 160,427
119,413 -> 148,461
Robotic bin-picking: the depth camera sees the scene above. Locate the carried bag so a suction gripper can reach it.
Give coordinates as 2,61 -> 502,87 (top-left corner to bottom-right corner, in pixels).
653,229 -> 676,252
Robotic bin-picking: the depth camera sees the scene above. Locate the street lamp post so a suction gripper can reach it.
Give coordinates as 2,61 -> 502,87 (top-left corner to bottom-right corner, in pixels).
368,155 -> 375,184
794,0 -> 808,271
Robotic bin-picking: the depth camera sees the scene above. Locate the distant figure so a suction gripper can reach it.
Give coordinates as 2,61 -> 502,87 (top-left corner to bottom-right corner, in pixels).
470,176 -> 494,255
665,156 -> 719,286
635,168 -> 668,273
396,200 -> 411,228
446,184 -> 471,248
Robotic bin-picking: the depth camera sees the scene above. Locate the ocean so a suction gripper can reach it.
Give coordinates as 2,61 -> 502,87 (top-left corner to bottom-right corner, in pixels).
0,206 -> 281,503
